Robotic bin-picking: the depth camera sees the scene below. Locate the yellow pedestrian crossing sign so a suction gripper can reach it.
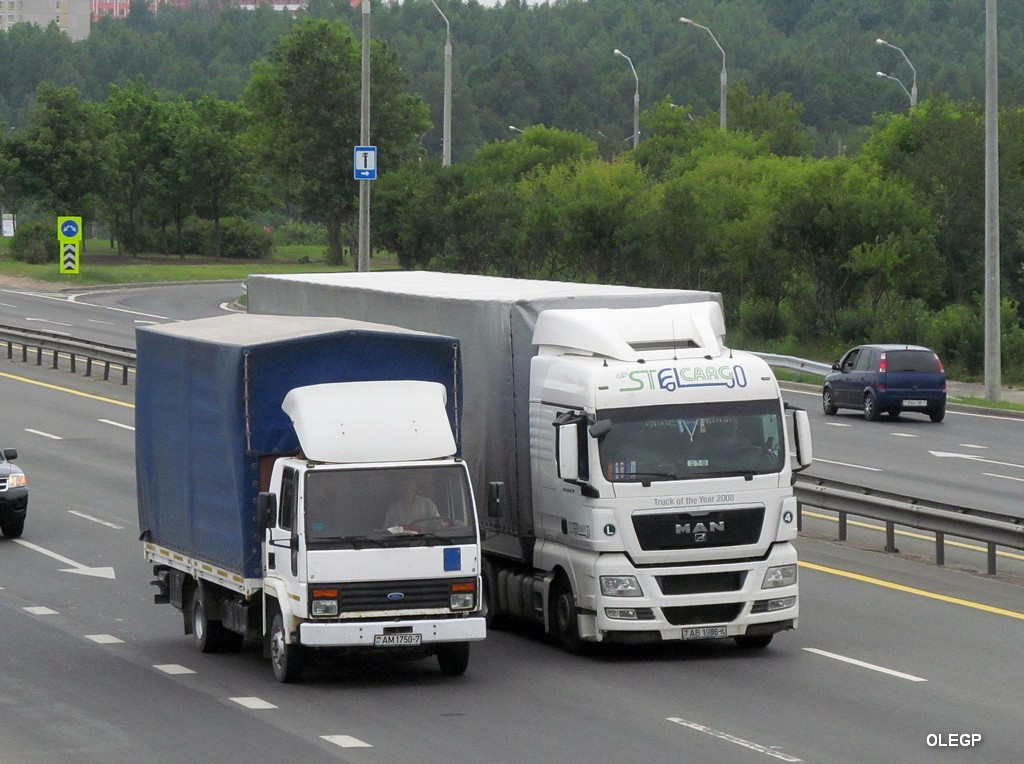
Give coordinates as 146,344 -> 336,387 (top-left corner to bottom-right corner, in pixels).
57,216 -> 82,274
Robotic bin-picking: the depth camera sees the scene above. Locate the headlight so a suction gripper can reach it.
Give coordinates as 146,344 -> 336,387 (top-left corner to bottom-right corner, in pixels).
450,581 -> 477,611
762,564 -> 797,589
7,473 -> 26,489
600,575 -> 643,597
310,588 -> 339,617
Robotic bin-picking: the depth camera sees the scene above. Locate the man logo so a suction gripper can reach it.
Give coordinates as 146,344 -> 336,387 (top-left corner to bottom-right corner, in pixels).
675,521 -> 725,543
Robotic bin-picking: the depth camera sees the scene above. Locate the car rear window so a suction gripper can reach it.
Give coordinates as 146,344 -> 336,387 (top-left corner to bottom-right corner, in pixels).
886,350 -> 941,373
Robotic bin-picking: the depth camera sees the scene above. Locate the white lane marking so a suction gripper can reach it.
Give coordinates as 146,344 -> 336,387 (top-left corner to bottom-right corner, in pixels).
24,317 -> 72,328
930,450 -> 1024,471
231,697 -> 277,710
666,718 -> 800,761
14,539 -> 117,579
0,301 -> 17,307
811,458 -> 883,472
86,319 -> 114,325
322,736 -> 373,749
25,428 -> 62,440
984,472 -> 1024,483
803,648 -> 927,682
99,418 -> 134,431
23,606 -> 58,615
86,634 -> 124,644
959,443 -> 988,449
68,510 -> 124,530
825,422 -> 853,427
890,433 -> 916,438
154,664 -> 196,675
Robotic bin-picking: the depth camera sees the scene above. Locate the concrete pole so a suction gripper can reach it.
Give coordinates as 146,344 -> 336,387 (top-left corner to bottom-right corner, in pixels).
984,0 -> 1001,399
357,0 -> 371,273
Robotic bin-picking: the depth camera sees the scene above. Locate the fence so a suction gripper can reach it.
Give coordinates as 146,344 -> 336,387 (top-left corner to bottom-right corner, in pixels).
0,324 -> 135,385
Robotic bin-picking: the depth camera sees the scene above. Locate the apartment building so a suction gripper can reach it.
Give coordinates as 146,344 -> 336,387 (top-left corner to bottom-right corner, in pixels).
0,0 -> 91,40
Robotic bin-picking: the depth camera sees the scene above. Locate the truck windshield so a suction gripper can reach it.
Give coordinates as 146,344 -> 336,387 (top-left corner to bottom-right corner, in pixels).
303,465 -> 475,546
597,399 -> 784,482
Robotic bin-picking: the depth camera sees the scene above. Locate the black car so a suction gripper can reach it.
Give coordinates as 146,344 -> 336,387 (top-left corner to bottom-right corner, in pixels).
0,447 -> 28,538
822,344 -> 947,422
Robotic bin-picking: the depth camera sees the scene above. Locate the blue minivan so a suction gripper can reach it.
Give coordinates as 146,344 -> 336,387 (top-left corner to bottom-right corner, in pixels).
822,344 -> 947,422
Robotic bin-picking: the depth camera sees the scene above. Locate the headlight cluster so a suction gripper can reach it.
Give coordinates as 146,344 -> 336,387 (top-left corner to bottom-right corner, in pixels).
7,473 -> 27,489
449,581 -> 477,611
762,564 -> 797,589
600,575 -> 643,597
310,588 -> 339,617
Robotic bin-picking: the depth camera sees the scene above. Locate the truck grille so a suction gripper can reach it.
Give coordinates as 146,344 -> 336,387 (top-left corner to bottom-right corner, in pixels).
337,578 -> 471,612
657,571 -> 745,595
663,603 -> 744,626
633,506 -> 765,551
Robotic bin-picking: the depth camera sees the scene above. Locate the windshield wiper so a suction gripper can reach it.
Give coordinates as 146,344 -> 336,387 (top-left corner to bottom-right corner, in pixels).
315,535 -> 388,548
622,471 -> 677,480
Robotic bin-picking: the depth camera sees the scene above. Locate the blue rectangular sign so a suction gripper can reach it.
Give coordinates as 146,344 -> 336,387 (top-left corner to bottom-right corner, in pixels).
354,145 -> 377,180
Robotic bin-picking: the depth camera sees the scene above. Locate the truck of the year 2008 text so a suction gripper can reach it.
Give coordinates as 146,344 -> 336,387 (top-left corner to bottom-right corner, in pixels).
246,273 -> 813,653
136,313 -> 485,681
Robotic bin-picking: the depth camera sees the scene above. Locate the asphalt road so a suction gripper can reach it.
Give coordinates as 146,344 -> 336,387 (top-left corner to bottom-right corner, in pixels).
0,321 -> 1021,763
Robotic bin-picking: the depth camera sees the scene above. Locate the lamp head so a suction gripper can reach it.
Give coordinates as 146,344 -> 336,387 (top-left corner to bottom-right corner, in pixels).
875,38 -> 888,46
680,17 -> 693,25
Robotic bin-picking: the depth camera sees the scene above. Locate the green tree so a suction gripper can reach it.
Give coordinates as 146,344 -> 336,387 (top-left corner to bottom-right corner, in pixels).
244,18 -> 429,264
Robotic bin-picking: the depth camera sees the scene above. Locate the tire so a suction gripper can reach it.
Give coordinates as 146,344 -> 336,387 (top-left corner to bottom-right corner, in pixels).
550,577 -> 583,655
436,642 -> 471,676
822,388 -> 838,415
929,407 -> 945,423
191,587 -> 230,654
269,611 -> 303,683
863,393 -> 881,421
735,634 -> 773,650
887,408 -> 901,419
0,516 -> 25,539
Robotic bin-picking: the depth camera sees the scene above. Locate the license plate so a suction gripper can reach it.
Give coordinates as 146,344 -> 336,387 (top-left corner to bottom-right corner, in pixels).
682,626 -> 727,640
374,633 -> 422,647
902,399 -> 926,407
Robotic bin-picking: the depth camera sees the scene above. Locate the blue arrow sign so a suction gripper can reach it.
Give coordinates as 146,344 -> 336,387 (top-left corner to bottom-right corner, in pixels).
61,219 -> 80,238
354,146 -> 378,180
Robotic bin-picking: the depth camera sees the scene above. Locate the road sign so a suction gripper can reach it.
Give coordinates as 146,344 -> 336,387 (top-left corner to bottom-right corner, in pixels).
354,146 -> 378,180
57,216 -> 83,275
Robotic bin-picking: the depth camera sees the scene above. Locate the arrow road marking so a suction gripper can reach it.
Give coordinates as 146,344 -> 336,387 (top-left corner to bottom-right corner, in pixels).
14,539 -> 116,579
929,450 -> 1024,471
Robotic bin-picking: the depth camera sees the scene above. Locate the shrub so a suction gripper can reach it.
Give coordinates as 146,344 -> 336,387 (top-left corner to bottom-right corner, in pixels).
214,217 -> 273,259
9,221 -> 55,264
273,220 -> 328,246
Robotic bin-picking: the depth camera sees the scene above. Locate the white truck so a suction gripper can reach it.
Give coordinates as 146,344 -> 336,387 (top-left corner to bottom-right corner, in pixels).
246,273 -> 812,652
136,314 -> 485,681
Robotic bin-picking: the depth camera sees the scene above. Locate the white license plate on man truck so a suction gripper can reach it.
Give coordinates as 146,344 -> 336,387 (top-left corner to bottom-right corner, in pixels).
682,626 -> 728,640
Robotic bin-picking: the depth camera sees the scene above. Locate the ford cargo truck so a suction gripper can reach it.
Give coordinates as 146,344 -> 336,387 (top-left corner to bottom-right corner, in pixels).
246,273 -> 812,652
136,313 -> 485,681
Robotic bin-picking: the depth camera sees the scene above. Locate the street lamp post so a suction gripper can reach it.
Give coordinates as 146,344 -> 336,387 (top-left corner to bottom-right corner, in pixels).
875,38 -> 917,107
429,0 -> 452,167
680,17 -> 727,130
613,49 -> 639,148
875,71 -> 913,107
508,125 -> 524,134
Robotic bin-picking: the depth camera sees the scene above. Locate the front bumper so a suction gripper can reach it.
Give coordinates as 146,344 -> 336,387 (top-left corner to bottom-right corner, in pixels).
0,489 -> 28,520
299,616 -> 486,647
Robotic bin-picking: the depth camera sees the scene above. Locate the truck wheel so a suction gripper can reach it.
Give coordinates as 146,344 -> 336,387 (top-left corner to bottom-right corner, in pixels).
0,516 -> 24,539
269,612 -> 303,683
436,642 -> 471,676
191,589 -> 224,654
550,577 -> 583,655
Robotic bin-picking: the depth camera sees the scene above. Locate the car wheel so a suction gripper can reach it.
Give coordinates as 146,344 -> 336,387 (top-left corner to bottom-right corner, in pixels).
887,408 -> 901,419
0,516 -> 25,538
822,388 -> 838,415
863,393 -> 881,421
929,407 -> 946,423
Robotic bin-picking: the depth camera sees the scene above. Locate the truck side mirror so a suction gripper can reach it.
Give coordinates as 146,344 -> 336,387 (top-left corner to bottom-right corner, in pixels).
257,491 -> 278,529
487,482 -> 504,518
3,448 -> 16,461
790,409 -> 813,471
556,423 -> 580,482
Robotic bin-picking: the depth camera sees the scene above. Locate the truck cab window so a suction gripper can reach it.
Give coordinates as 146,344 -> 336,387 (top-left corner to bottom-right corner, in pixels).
279,467 -> 298,531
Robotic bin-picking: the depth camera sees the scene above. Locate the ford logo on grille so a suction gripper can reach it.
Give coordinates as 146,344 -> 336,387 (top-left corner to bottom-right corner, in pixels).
387,592 -> 405,601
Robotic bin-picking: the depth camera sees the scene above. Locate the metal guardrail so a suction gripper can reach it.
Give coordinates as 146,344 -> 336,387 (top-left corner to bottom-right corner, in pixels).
0,324 -> 135,385
754,352 -> 831,378
794,474 -> 1024,575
